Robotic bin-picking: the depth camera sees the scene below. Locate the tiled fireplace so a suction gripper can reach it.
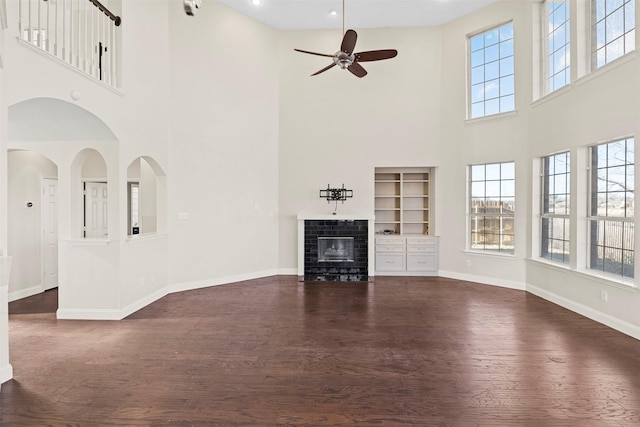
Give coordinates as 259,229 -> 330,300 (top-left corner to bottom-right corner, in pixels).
297,214 -> 375,282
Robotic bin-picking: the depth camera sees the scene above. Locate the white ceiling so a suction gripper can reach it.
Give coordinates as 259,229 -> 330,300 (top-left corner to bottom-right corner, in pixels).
215,0 -> 499,30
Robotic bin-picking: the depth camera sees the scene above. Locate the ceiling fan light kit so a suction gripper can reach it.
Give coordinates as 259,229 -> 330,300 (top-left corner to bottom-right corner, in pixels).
294,0 -> 398,78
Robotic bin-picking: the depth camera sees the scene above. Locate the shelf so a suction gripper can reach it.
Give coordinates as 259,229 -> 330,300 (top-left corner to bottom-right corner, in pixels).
375,167 -> 432,236
404,173 -> 430,181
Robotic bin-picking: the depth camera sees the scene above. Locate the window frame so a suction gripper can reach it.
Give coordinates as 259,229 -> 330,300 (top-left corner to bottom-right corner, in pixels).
543,0 -> 571,95
587,137 -> 635,279
468,161 -> 516,254
468,21 -> 516,119
541,152 -> 571,264
590,0 -> 636,70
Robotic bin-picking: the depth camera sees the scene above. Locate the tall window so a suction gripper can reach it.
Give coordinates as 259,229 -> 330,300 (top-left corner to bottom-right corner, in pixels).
545,0 -> 571,93
469,22 -> 515,119
589,138 -> 634,278
592,0 -> 635,69
469,162 -> 515,254
541,152 -> 571,263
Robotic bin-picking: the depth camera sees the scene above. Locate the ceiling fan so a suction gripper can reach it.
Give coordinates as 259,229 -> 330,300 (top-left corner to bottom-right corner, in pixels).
293,0 -> 398,78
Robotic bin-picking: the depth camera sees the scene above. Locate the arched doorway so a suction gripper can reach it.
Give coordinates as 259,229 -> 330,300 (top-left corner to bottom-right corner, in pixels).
6,97 -> 118,306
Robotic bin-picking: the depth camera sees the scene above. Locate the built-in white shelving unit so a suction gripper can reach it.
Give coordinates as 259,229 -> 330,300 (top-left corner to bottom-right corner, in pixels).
374,168 -> 431,235
374,167 -> 438,275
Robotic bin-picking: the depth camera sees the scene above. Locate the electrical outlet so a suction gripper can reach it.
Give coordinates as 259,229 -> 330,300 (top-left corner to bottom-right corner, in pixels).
600,290 -> 608,302
466,259 -> 471,267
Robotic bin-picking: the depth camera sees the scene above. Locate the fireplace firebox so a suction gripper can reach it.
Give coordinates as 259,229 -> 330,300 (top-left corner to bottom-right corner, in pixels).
304,220 -> 368,281
318,237 -> 354,262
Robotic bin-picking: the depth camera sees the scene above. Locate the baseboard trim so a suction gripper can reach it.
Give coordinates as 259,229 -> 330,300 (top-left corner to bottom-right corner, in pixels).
55,270 -> 282,321
277,268 -> 298,276
8,285 -> 44,302
438,270 -> 526,291
0,363 -> 13,385
168,269 -> 280,294
374,271 -> 438,277
527,284 -> 640,341
16,270 -> 640,342
118,288 -> 169,320
57,307 -> 123,320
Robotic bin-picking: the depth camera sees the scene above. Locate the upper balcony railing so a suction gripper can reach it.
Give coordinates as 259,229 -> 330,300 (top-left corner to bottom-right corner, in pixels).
18,0 -> 121,88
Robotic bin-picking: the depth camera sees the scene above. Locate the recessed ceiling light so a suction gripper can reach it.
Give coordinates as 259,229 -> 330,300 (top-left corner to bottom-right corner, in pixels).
329,9 -> 338,16
251,0 -> 262,6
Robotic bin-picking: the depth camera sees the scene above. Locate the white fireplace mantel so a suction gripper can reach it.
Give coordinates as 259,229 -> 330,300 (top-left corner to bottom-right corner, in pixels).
297,214 -> 375,280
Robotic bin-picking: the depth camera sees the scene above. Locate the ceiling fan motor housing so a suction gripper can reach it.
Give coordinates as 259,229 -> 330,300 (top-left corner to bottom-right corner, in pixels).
333,51 -> 355,69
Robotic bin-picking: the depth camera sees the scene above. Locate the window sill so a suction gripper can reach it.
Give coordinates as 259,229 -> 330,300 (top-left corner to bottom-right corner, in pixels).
531,52 -> 637,107
465,110 -> 518,124
575,51 -> 637,88
462,249 -> 516,260
528,258 -> 637,292
531,84 -> 572,108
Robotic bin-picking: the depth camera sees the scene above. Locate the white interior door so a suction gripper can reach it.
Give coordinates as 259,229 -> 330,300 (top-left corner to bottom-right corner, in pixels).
85,182 -> 108,238
42,178 -> 58,290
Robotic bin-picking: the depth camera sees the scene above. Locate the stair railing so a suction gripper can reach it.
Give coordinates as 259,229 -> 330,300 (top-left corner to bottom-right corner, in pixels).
18,0 -> 121,88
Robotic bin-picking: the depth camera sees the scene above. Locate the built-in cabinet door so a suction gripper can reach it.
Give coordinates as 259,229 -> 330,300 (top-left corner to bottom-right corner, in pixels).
406,253 -> 437,272
375,253 -> 406,272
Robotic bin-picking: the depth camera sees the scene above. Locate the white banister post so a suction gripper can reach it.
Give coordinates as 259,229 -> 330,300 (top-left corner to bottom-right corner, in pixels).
37,0 -> 40,47
54,0 -> 58,55
28,0 -> 32,42
110,12 -> 115,87
62,0 -> 66,60
18,0 -> 22,39
90,3 -> 94,77
74,0 -> 78,64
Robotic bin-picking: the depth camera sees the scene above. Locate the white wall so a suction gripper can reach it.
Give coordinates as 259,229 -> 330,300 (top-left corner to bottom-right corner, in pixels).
277,27 -> 444,271
436,0 -> 640,337
166,2 -> 280,287
7,150 -> 57,299
437,0 -> 530,288
2,0 -> 172,317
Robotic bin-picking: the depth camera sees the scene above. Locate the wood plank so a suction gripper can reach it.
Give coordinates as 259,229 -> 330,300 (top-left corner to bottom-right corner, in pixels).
1,277 -> 640,425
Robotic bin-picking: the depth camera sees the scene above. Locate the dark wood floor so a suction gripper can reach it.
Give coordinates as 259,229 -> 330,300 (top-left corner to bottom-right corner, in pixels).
1,276 -> 640,426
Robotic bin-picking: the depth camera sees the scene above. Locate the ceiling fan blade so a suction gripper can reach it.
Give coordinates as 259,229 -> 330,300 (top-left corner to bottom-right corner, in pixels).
311,63 -> 337,76
348,62 -> 367,78
355,49 -> 398,62
294,48 -> 334,58
341,29 -> 358,54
